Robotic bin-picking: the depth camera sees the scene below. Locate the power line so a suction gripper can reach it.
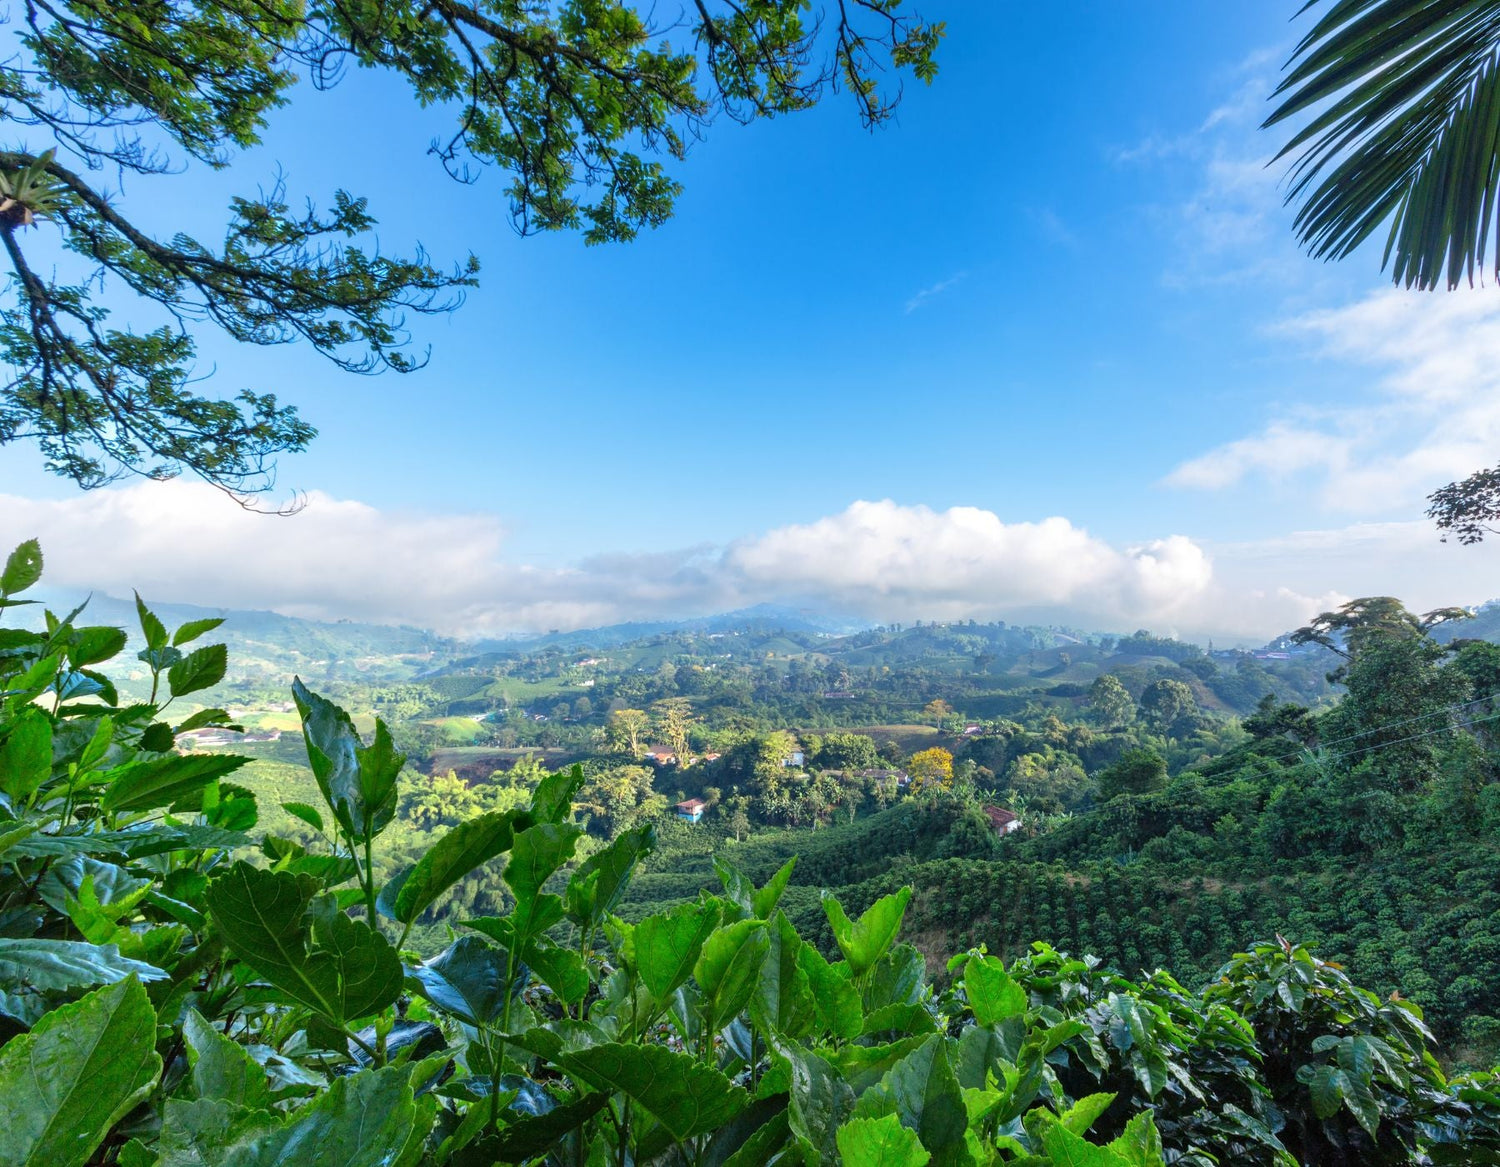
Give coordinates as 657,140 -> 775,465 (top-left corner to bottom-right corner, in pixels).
1249,692 -> 1499,769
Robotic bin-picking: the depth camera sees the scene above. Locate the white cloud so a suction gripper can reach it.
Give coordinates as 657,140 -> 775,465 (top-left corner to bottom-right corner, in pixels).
1168,288 -> 1500,511
904,272 -> 965,314
726,500 -> 1213,627
5,485 -> 1488,643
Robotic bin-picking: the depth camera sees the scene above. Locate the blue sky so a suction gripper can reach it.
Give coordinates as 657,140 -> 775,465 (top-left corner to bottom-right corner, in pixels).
3,1 -> 1499,640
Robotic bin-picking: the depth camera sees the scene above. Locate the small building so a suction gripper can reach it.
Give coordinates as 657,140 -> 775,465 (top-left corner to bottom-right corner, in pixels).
675,798 -> 707,824
783,750 -> 805,768
963,725 -> 982,736
982,805 -> 1022,836
644,746 -> 677,765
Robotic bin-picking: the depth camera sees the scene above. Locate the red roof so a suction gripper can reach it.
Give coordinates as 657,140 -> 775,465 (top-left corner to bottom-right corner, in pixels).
676,799 -> 707,812
982,805 -> 1019,830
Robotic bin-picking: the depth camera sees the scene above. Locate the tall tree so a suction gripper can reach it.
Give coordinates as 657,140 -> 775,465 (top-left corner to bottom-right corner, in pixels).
607,707 -> 650,758
651,697 -> 696,762
1266,1 -> 1500,539
0,0 -> 942,494
1085,674 -> 1134,729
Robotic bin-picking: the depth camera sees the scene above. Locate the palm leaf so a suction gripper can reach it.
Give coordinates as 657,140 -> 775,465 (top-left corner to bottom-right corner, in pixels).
1267,0 -> 1500,288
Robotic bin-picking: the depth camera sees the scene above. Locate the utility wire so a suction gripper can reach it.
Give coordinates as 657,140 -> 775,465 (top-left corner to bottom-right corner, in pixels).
1247,692 -> 1499,769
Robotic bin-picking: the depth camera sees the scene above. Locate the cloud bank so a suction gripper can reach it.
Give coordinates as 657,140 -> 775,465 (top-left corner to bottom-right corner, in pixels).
1168,289 -> 1500,512
6,482 -> 1487,643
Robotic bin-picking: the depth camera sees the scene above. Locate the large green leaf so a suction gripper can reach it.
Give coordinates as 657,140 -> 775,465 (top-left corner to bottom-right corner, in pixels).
172,617 -> 225,647
457,1094 -> 609,1165
1,539 -> 42,596
635,898 -> 721,1000
776,1039 -> 855,1164
0,977 -> 161,1167
389,809 -> 526,924
291,679 -> 400,842
752,911 -> 816,1041
167,643 -> 227,698
836,1113 -> 932,1166
1040,1122 -> 1133,1167
100,753 -> 249,814
753,856 -> 798,919
158,1061 -> 435,1167
822,887 -> 911,976
182,1008 -> 271,1111
205,862 -> 401,1025
69,626 -> 127,668
564,822 -> 654,929
695,919 -> 769,1033
409,935 -> 515,1027
0,707 -> 51,801
852,1035 -> 967,1165
0,938 -> 165,992
530,764 -> 585,824
505,822 -> 582,905
1107,1111 -> 1165,1167
1265,0 -> 1500,291
963,954 -> 1027,1027
798,938 -> 862,1040
562,1042 -> 748,1142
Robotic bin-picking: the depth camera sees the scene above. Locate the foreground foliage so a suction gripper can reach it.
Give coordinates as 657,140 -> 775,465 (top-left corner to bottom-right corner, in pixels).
3,540 -> 1500,1166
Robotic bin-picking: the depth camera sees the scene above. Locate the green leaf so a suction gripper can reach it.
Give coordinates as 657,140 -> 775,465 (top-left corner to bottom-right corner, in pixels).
69,626 -> 127,667
564,822 -> 654,929
134,592 -> 167,654
1306,1064 -> 1346,1121
522,938 -> 590,1007
798,938 -> 862,1040
1041,1123 -> 1133,1167
409,935 -> 515,1027
390,809 -> 526,924
0,978 -> 162,1167
530,764 -> 585,824
852,1035 -> 967,1164
752,911 -> 816,1041
101,753 -> 249,814
1,539 -> 42,596
160,1061 -> 434,1167
0,706 -> 51,801
291,678 -> 401,842
0,821 -> 38,860
462,1094 -> 609,1165
155,1097 -> 281,1167
776,1039 -> 855,1163
964,954 -> 1027,1027
1107,1110 -> 1165,1167
562,1042 -> 748,1142
635,898 -> 721,1000
0,938 -> 166,992
837,1113 -> 932,1166
205,862 -> 401,1025
1058,1093 -> 1116,1136
714,854 -> 757,915
753,856 -> 797,919
504,822 -> 582,905
174,708 -> 237,735
822,887 -> 911,976
695,919 -> 769,1033
182,1008 -> 271,1111
173,618 -> 225,647
281,801 -> 325,833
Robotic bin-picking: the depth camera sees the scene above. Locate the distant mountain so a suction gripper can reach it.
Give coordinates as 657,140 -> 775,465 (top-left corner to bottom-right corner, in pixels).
472,603 -> 869,652
18,589 -> 462,688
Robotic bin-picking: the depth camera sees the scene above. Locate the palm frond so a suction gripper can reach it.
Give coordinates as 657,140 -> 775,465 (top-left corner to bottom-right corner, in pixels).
1267,0 -> 1500,289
